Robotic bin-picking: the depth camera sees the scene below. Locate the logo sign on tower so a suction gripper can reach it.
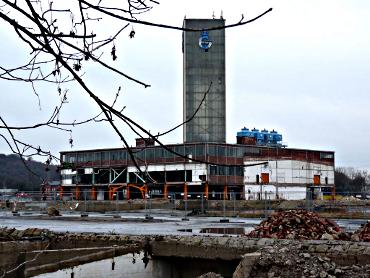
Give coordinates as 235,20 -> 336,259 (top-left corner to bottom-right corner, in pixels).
198,31 -> 213,51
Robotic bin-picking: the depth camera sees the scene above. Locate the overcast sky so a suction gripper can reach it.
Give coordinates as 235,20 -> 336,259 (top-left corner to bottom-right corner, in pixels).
0,0 -> 369,170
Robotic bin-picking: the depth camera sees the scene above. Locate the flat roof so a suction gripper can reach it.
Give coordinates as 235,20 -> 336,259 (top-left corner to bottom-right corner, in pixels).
60,142 -> 334,155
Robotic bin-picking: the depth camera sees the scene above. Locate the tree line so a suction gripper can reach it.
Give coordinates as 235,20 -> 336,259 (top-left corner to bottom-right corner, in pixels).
335,167 -> 369,194
0,154 -> 59,191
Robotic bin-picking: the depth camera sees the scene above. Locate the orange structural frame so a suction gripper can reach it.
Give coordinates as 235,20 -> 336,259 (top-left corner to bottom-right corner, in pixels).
75,186 -> 81,200
223,185 -> 228,200
184,183 -> 188,200
91,186 -> 97,200
59,187 -> 64,199
163,184 -> 168,199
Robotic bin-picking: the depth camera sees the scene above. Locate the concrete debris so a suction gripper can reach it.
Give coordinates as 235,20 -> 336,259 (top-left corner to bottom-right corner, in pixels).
197,272 -> 224,278
247,210 -> 351,240
352,222 -> 370,242
0,227 -> 54,241
47,206 -> 60,216
245,242 -> 370,278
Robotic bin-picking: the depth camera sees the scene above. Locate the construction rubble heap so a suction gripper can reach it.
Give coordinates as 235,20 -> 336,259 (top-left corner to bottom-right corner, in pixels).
247,210 -> 352,240
247,242 -> 370,278
352,222 -> 370,242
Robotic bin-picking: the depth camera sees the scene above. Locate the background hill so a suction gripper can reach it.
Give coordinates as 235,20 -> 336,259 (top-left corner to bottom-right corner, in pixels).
0,154 -> 59,191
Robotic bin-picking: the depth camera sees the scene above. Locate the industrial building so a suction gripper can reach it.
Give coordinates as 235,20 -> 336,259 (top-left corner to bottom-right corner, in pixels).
183,18 -> 226,143
59,18 -> 335,200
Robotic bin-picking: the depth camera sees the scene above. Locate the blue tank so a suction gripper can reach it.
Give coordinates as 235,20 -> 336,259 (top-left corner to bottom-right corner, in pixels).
270,130 -> 283,145
236,127 -> 251,137
237,127 -> 283,147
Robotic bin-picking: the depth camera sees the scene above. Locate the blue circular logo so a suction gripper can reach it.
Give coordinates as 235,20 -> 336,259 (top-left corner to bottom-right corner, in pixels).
199,31 -> 213,50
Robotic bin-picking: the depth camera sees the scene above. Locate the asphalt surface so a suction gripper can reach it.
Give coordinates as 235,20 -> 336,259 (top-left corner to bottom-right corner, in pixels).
0,209 -> 366,235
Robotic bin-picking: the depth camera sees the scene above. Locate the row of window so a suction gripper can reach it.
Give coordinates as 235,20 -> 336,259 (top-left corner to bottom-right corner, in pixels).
62,144 -> 261,164
209,165 -> 244,176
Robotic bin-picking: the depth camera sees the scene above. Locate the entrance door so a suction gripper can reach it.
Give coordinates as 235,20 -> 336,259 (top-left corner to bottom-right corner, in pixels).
313,175 -> 320,185
261,173 -> 269,184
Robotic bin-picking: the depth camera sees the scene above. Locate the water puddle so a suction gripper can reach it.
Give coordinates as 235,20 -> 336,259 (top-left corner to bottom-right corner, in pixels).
199,227 -> 245,235
34,251 -> 239,278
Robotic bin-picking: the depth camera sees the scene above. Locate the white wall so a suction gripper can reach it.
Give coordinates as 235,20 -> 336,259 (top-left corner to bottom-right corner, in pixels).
61,169 -> 76,186
245,184 -> 307,200
244,159 -> 334,185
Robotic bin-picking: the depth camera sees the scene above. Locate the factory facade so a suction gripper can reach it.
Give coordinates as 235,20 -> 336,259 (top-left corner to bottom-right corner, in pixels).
59,18 -> 335,200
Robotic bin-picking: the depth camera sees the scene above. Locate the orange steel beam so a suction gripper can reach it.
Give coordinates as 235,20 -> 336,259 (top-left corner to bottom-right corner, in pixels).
204,183 -> 209,199
75,186 -> 81,200
143,184 -> 148,199
125,184 -> 148,200
126,185 -> 130,200
91,186 -> 97,200
163,184 -> 168,199
184,183 -> 188,200
224,185 -> 228,200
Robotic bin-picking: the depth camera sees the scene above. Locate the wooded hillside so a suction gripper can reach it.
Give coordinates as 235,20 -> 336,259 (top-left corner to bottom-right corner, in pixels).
0,154 -> 59,191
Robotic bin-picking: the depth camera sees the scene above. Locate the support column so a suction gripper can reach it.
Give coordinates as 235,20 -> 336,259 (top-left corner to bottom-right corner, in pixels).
331,186 -> 336,201
75,186 -> 81,200
108,187 -> 114,200
126,185 -> 130,200
59,187 -> 64,199
204,183 -> 209,199
184,183 -> 188,200
223,185 -> 228,200
142,184 -> 148,199
163,184 -> 168,200
91,186 -> 97,200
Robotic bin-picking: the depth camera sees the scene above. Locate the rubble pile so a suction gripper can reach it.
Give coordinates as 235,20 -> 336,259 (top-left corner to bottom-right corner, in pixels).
248,242 -> 370,278
0,227 -> 54,241
247,210 -> 350,240
47,206 -> 60,216
352,222 -> 370,242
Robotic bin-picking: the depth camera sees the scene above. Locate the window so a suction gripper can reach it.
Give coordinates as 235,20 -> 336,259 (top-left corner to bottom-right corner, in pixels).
145,149 -> 155,160
110,151 -> 118,161
217,146 -> 226,157
210,165 -> 217,175
208,145 -> 217,156
320,153 -> 334,159
101,151 -> 109,161
196,145 -> 205,157
94,152 -> 101,162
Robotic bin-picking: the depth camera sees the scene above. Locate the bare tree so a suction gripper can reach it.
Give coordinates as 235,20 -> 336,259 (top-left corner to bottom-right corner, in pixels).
0,0 -> 272,179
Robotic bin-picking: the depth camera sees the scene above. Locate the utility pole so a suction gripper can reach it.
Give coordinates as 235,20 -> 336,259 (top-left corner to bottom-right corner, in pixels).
275,147 -> 278,199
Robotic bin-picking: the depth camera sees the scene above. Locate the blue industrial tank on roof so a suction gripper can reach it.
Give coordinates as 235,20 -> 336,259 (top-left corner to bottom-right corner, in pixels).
237,127 -> 251,137
237,127 -> 283,147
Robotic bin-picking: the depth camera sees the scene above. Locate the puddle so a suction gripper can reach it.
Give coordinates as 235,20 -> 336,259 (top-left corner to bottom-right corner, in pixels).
199,227 -> 245,235
34,251 -> 239,278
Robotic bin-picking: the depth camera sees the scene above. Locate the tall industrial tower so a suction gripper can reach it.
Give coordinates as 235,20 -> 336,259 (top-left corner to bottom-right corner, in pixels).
183,19 -> 226,143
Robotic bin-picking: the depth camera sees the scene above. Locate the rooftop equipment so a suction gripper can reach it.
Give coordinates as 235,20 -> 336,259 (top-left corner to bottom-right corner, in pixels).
236,127 -> 283,147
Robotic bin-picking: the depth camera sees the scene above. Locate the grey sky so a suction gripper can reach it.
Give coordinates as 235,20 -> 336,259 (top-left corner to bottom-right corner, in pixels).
0,0 -> 369,169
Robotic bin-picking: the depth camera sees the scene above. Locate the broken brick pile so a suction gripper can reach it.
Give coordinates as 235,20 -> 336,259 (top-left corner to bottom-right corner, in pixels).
352,222 -> 370,242
247,210 -> 351,240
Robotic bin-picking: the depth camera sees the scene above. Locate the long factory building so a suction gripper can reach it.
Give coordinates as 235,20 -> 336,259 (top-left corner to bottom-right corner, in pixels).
59,17 -> 335,200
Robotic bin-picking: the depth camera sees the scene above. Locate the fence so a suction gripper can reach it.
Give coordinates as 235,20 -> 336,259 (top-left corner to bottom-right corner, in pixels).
0,190 -> 369,218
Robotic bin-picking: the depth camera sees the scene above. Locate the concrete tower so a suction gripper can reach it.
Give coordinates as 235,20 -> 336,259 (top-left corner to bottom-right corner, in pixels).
183,19 -> 226,143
